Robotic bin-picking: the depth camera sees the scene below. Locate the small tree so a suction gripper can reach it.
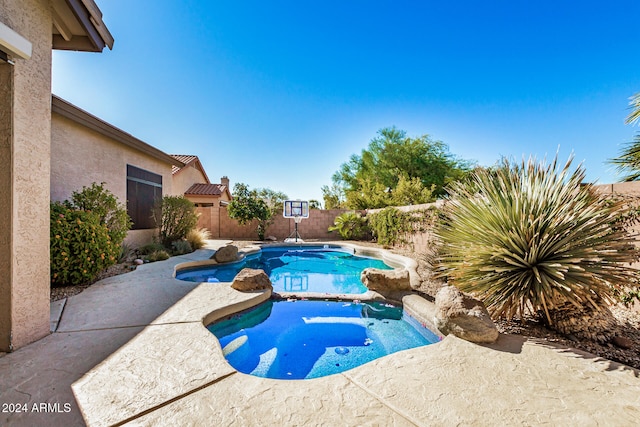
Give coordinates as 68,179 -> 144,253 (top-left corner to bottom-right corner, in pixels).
256,187 -> 289,236
390,176 -> 434,206
321,184 -> 345,209
153,196 -> 199,247
308,199 -> 322,209
227,183 -> 271,240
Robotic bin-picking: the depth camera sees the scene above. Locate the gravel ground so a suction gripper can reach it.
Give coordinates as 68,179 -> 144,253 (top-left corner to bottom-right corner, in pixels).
49,240 -> 640,371
50,263 -> 134,302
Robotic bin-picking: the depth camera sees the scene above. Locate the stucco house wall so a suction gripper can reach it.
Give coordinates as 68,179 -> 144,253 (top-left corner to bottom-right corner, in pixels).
51,114 -> 175,203
50,97 -> 182,248
0,0 -> 53,351
172,162 -> 208,196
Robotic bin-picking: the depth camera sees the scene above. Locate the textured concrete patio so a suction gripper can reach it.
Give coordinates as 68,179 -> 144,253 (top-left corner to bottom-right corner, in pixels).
1,240 -> 639,426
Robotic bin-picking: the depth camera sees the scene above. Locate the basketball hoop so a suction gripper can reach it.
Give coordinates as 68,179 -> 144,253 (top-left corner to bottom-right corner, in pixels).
283,200 -> 309,242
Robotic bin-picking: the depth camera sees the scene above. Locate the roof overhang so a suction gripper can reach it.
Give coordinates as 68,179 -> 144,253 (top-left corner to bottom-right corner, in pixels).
52,0 -> 114,52
52,95 -> 184,168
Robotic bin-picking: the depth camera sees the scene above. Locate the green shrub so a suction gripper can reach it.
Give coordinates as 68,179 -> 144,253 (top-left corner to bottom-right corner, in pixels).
70,182 -> 131,246
171,239 -> 193,255
186,227 -> 211,250
138,243 -> 166,255
436,155 -> 638,328
50,202 -> 118,286
146,250 -> 170,262
328,212 -> 368,240
367,207 -> 410,247
153,196 -> 199,247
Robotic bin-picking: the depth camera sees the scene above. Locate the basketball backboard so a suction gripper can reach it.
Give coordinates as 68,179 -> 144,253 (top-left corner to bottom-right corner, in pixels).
283,200 -> 309,218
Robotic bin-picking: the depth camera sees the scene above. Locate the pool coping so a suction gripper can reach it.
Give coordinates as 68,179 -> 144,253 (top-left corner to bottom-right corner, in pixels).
69,242 -> 640,426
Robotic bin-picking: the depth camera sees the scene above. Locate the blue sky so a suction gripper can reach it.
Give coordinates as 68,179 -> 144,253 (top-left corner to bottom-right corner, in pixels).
52,1 -> 640,203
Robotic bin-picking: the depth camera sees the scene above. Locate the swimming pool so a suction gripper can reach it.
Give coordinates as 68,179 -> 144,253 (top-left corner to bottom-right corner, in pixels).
208,299 -> 440,379
176,245 -> 394,294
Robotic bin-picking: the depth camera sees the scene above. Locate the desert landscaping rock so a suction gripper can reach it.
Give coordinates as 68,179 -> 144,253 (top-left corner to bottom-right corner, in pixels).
231,268 -> 272,292
612,336 -> 634,349
361,268 -> 411,292
434,286 -> 499,343
213,244 -> 239,263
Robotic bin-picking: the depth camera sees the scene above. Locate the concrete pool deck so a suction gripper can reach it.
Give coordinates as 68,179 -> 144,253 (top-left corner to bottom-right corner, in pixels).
1,240 -> 639,426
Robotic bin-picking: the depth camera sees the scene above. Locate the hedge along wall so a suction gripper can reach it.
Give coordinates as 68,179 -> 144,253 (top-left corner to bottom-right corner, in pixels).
195,207 -> 352,240
366,202 -> 442,254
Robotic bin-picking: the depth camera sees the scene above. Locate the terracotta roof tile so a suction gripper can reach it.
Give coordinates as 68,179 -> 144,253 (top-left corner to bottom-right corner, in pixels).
185,183 -> 227,196
170,154 -> 198,175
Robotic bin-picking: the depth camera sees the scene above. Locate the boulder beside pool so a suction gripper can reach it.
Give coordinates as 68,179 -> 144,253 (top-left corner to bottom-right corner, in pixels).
232,268 -> 273,292
361,268 -> 411,292
434,286 -> 499,343
213,244 -> 239,263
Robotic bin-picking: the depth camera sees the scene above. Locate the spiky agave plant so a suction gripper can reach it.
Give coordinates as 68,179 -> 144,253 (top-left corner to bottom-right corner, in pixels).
436,155 -> 638,327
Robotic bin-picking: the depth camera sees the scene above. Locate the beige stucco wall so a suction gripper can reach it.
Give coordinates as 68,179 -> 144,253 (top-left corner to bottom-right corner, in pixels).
51,113 -> 175,204
172,164 -> 208,196
124,229 -> 158,248
0,0 -> 52,351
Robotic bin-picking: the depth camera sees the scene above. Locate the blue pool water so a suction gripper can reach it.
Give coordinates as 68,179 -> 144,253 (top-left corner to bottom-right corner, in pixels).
176,246 -> 393,294
208,299 -> 441,380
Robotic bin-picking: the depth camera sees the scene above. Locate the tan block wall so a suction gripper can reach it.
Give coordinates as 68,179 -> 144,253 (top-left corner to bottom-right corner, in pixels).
172,165 -> 207,195
195,207 -> 350,240
51,113 -> 175,203
0,0 -> 52,350
593,182 -> 640,197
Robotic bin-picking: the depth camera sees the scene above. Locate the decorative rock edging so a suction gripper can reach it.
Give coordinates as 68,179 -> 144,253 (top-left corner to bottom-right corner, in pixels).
434,286 -> 499,343
361,268 -> 411,293
213,244 -> 239,263
231,268 -> 273,292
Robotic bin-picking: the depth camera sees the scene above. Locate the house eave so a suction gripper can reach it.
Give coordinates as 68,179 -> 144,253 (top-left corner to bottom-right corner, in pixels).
52,0 -> 114,52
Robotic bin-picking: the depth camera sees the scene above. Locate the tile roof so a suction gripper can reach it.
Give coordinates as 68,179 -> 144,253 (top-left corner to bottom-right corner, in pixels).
170,155 -> 198,175
184,183 -> 227,196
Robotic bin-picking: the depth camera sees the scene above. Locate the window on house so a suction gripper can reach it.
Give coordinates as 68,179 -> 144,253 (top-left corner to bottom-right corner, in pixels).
195,203 -> 214,207
126,165 -> 162,230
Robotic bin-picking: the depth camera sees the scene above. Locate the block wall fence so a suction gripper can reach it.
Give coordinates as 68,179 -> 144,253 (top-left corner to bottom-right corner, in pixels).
195,207 -> 353,241
195,181 -> 640,253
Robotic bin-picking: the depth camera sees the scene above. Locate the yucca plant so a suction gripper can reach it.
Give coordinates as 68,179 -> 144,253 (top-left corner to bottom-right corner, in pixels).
436,155 -> 638,332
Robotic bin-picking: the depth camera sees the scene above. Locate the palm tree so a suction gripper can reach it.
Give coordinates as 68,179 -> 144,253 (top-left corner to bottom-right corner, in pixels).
610,134 -> 640,181
627,92 -> 640,125
610,92 -> 640,180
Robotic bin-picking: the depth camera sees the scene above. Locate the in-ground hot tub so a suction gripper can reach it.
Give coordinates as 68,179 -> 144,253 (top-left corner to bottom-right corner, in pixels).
208,298 -> 441,380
